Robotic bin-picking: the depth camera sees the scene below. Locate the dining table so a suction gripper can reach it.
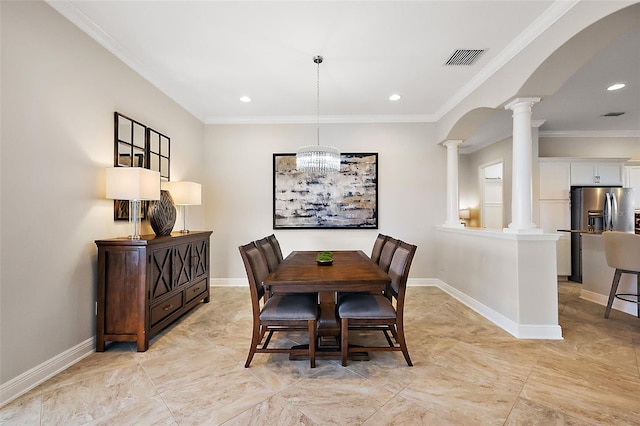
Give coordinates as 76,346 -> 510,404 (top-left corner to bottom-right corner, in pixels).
263,250 -> 391,358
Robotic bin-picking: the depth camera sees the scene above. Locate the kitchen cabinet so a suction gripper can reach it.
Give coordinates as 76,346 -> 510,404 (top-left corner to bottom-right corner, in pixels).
624,166 -> 640,208
539,161 -> 570,199
539,200 -> 571,276
570,161 -> 624,186
539,159 -> 571,276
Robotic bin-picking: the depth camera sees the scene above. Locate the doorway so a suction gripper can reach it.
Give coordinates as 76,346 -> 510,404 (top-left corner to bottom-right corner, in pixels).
480,161 -> 503,229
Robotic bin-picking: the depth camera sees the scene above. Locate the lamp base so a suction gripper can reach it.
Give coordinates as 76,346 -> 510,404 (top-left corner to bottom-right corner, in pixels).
129,200 -> 143,240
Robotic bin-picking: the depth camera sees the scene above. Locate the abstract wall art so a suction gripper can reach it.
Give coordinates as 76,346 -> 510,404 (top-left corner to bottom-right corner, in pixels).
273,153 -> 378,229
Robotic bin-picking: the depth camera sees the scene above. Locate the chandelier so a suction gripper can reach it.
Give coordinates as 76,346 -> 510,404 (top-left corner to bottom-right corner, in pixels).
296,55 -> 341,173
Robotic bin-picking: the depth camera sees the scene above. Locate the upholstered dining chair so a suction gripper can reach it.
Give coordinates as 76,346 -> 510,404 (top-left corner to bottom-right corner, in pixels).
256,236 -> 280,272
377,236 -> 399,273
266,234 -> 284,263
370,233 -> 388,264
238,242 -> 318,368
602,231 -> 640,318
338,240 -> 417,367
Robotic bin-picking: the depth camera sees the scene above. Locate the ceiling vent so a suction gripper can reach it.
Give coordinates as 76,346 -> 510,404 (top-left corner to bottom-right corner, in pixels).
601,112 -> 625,117
445,49 -> 486,66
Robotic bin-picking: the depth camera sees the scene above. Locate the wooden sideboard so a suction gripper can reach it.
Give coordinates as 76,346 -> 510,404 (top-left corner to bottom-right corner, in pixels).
95,231 -> 212,351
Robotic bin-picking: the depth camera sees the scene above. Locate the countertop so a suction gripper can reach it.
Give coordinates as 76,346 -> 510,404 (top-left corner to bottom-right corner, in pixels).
557,229 -> 603,234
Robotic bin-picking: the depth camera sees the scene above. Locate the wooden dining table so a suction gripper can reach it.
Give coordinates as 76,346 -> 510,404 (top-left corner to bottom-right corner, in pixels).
263,250 -> 391,356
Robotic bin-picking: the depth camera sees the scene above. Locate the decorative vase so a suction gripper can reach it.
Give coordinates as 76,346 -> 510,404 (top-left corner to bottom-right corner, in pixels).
148,190 -> 176,236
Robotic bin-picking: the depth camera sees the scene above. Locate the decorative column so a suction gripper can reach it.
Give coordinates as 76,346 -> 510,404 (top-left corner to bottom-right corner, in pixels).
443,140 -> 464,228
504,97 -> 542,234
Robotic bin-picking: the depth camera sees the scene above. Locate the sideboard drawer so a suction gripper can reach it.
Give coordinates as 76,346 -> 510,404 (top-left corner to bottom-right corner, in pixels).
185,278 -> 207,304
151,293 -> 183,326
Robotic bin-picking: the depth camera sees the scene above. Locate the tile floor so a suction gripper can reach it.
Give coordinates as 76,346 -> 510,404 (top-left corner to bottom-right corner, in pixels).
1,282 -> 639,425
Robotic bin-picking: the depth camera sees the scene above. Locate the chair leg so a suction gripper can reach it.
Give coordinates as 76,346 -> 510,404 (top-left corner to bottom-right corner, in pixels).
262,329 -> 274,349
341,317 -> 349,367
636,273 -> 640,319
605,269 -> 623,318
245,324 -> 261,368
395,321 -> 413,367
309,319 -> 316,368
382,328 -> 394,347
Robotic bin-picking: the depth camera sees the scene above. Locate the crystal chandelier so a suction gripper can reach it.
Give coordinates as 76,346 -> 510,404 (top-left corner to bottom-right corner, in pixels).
296,55 -> 340,173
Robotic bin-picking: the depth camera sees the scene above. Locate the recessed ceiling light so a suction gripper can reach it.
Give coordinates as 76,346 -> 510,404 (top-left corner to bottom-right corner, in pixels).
607,83 -> 625,91
389,94 -> 401,101
240,96 -> 252,103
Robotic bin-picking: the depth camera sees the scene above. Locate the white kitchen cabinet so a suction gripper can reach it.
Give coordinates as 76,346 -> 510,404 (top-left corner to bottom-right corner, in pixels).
539,200 -> 571,276
570,161 -> 623,186
624,166 -> 640,208
539,161 -> 570,199
539,159 -> 571,277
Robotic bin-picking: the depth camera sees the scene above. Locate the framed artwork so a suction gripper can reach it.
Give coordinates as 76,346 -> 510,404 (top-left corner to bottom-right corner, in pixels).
273,152 -> 378,229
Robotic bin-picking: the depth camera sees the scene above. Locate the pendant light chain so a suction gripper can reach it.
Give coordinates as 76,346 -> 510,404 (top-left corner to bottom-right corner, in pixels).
315,55 -> 322,146
295,55 -> 340,174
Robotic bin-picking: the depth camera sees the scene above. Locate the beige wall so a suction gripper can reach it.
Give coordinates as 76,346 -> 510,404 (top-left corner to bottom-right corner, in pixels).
1,1 -> 205,386
459,138 -> 513,229
203,122 -> 445,280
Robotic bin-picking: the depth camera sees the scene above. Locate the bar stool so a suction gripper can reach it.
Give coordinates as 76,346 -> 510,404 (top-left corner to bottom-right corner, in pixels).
602,231 -> 640,318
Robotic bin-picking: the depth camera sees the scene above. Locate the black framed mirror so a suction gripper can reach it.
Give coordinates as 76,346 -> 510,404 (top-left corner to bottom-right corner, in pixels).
147,127 -> 170,180
115,113 -> 146,168
113,112 -> 171,220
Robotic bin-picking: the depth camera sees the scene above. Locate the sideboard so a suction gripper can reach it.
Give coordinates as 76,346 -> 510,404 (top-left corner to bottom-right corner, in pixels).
95,231 -> 213,351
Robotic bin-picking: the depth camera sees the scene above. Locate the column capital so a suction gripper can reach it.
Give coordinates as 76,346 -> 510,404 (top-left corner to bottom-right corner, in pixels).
505,97 -> 541,111
442,139 -> 464,148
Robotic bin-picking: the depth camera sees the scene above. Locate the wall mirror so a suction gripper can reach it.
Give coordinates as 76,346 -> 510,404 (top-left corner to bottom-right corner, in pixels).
115,113 -> 146,168
147,127 -> 170,180
113,112 -> 171,220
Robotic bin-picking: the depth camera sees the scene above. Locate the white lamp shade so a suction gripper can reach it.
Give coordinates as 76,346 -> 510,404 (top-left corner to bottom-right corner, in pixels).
106,167 -> 161,201
162,181 -> 202,205
459,209 -> 471,220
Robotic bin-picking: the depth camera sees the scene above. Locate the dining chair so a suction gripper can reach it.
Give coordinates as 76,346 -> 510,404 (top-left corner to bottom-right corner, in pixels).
256,236 -> 280,272
370,233 -> 388,264
266,234 -> 284,263
239,242 -> 318,368
602,231 -> 640,318
377,236 -> 399,273
338,240 -> 417,367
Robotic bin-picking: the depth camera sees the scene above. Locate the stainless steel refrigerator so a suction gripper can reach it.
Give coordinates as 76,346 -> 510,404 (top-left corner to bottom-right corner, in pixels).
569,187 -> 636,282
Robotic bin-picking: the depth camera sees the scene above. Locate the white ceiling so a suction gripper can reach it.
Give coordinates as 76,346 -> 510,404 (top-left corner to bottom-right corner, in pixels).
48,1 -> 639,147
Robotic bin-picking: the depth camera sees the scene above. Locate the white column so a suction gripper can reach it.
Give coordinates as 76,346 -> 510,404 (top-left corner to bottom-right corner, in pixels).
504,97 -> 542,234
442,140 -> 464,228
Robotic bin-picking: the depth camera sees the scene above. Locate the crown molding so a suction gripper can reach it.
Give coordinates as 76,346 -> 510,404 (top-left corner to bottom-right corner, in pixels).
47,0 -> 580,127
204,114 -> 437,125
45,1 -> 208,122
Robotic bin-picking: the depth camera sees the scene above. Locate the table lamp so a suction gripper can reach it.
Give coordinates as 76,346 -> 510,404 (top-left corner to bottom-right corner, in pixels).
459,208 -> 471,226
106,167 -> 160,239
162,181 -> 201,233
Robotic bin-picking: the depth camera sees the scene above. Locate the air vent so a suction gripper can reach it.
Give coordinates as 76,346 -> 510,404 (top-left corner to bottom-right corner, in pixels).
445,49 -> 486,66
601,112 -> 625,117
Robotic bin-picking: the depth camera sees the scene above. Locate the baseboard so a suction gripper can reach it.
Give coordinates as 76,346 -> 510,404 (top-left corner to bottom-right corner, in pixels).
210,277 -> 440,288
580,288 -> 638,317
436,279 -> 563,340
211,278 -> 246,287
0,337 -> 94,408
516,324 -> 563,339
